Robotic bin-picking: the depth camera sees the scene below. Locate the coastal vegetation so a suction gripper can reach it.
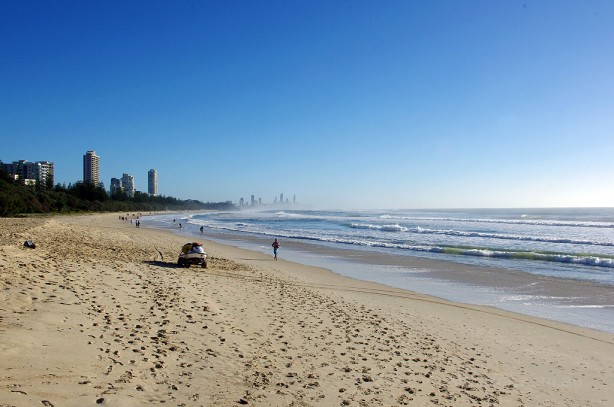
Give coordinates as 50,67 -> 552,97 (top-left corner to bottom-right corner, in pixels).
0,167 -> 235,216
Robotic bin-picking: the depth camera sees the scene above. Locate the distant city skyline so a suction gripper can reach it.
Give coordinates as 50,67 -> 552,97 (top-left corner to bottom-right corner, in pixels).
80,150 -> 157,197
239,193 -> 297,208
2,150 -> 227,204
4,151 -> 293,206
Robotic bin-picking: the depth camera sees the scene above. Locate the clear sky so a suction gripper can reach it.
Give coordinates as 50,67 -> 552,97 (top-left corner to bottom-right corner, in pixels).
1,1 -> 613,209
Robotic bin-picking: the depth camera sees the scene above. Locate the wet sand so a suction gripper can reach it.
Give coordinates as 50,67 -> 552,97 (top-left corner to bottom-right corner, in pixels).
200,230 -> 614,311
1,213 -> 613,406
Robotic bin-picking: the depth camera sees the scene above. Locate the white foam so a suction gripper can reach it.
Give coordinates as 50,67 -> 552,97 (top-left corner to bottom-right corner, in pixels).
350,223 -> 409,232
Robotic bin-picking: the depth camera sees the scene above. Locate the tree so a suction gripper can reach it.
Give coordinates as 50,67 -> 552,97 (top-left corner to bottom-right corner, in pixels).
46,174 -> 54,190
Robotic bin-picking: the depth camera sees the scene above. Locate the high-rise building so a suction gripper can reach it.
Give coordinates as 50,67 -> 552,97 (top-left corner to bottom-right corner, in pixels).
148,169 -> 158,196
2,160 -> 54,186
37,161 -> 54,186
110,178 -> 122,196
121,173 -> 135,198
83,150 -> 100,185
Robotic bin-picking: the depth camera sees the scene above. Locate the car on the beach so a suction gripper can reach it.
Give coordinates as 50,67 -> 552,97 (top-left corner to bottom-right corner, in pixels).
177,242 -> 207,268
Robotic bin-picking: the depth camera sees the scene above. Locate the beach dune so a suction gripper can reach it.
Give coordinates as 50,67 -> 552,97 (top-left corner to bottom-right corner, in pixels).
1,214 -> 613,406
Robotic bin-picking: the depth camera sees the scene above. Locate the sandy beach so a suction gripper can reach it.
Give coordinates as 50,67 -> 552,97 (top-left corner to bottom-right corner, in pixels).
1,213 -> 613,406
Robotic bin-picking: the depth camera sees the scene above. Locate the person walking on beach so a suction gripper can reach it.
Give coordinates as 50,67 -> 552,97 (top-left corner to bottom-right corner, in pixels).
200,226 -> 204,234
272,238 -> 280,260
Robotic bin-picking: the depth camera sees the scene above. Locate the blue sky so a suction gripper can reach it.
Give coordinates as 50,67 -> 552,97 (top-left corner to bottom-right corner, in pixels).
1,1 -> 613,209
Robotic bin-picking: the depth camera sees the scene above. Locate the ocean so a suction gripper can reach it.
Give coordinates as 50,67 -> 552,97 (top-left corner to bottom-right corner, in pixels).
144,208 -> 614,333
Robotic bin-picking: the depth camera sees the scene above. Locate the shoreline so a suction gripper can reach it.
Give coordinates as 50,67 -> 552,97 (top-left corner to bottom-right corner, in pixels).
153,221 -> 614,334
1,213 -> 613,406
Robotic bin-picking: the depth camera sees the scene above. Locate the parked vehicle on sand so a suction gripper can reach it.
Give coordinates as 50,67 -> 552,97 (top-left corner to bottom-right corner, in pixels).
178,242 -> 207,268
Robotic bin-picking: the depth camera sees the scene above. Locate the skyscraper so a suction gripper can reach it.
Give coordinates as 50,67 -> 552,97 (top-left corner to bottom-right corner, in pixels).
83,150 -> 100,185
121,173 -> 135,198
148,169 -> 158,196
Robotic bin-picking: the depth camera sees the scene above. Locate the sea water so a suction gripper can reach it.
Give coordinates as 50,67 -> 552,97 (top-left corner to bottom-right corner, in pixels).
145,208 -> 614,333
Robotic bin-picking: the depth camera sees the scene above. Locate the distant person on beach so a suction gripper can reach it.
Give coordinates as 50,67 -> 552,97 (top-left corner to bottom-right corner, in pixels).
179,223 -> 182,228
272,239 -> 280,260
200,226 -> 204,234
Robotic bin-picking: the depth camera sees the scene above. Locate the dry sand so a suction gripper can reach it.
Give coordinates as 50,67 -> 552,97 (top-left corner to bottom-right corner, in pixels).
1,213 -> 613,406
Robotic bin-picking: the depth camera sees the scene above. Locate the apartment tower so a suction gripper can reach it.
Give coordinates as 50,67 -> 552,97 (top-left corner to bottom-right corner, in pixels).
2,160 -> 54,186
121,173 -> 135,198
83,150 -> 100,185
148,169 -> 158,196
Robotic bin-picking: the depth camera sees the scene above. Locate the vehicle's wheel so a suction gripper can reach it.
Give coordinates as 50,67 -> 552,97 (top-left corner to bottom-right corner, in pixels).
177,258 -> 184,267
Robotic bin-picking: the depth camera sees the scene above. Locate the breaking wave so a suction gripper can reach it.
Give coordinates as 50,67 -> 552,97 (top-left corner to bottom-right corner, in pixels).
379,214 -> 614,229
349,223 -> 409,232
350,223 -> 614,248
202,222 -> 614,269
